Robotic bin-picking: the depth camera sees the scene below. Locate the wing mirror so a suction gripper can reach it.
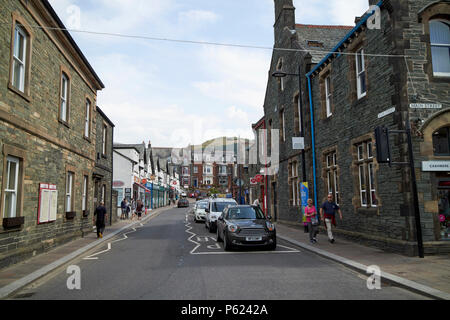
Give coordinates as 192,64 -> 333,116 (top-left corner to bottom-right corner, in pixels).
205,208 -> 210,213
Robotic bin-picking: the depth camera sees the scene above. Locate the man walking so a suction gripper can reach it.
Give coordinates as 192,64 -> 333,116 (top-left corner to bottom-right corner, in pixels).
94,202 -> 107,238
320,194 -> 343,243
120,198 -> 128,220
136,199 -> 144,221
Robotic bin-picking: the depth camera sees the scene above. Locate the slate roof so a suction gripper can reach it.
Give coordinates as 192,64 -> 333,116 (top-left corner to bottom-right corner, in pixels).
295,24 -> 353,63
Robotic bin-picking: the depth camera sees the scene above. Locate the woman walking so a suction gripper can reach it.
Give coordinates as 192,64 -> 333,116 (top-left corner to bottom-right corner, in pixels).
304,199 -> 319,244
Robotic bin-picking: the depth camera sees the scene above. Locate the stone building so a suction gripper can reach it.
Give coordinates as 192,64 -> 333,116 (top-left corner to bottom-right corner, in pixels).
93,106 -> 115,223
264,0 -> 450,255
0,0 -> 105,267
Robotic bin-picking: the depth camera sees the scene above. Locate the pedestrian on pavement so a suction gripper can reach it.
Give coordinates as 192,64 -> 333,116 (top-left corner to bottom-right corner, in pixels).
131,198 -> 136,220
136,199 -> 144,221
304,199 -> 319,244
120,198 -> 128,220
94,202 -> 107,238
320,194 -> 343,243
253,198 -> 260,207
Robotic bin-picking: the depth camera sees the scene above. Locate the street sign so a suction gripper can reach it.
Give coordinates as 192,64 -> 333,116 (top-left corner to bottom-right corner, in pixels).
422,161 -> 450,172
292,137 -> 305,150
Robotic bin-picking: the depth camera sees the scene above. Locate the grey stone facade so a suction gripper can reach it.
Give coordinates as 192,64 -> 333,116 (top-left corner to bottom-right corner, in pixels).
263,0 -> 450,255
0,0 -> 106,268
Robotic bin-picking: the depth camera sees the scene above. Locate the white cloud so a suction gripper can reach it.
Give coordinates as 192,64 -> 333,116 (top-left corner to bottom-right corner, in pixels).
192,46 -> 270,111
179,10 -> 219,25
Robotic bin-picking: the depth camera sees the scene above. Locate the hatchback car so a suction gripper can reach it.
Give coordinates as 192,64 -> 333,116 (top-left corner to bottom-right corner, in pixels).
193,200 -> 208,223
216,205 -> 276,251
177,198 -> 189,208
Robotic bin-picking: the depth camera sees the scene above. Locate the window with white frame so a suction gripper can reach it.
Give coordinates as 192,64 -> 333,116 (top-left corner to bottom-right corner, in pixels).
430,20 -> 450,77
82,175 -> 88,213
356,141 -> 377,207
355,48 -> 367,99
193,166 -> 198,174
60,73 -> 69,122
289,160 -> 299,206
66,172 -> 74,212
219,165 -> 227,175
325,151 -> 339,205
203,177 -> 213,185
12,25 -> 27,92
3,156 -> 20,218
203,165 -> 212,175
84,99 -> 91,138
325,75 -> 332,117
101,185 -> 106,204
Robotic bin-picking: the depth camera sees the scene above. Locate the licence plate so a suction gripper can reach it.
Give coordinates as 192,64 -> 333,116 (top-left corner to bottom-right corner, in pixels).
246,236 -> 262,242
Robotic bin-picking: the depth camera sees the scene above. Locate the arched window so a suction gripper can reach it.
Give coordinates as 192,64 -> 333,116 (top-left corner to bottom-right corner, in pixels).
430,20 -> 450,77
433,126 -> 450,156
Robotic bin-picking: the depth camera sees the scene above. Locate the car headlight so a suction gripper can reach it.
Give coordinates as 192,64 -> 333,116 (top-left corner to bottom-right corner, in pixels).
228,224 -> 239,233
266,221 -> 275,232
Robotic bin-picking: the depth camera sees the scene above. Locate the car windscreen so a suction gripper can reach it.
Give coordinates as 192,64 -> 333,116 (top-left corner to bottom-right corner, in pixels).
197,202 -> 208,209
227,207 -> 265,220
212,202 -> 236,213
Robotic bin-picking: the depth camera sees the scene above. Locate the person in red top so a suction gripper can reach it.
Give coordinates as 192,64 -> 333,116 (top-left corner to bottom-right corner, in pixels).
304,199 -> 319,244
320,194 -> 343,243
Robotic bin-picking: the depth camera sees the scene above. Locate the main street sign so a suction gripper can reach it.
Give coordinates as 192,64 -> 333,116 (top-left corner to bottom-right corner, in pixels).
422,161 -> 450,172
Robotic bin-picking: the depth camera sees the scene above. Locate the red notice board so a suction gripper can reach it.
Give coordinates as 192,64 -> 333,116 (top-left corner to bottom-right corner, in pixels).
38,183 -> 58,224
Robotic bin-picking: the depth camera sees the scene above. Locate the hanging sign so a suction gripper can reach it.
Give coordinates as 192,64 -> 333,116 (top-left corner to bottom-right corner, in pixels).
300,182 -> 309,208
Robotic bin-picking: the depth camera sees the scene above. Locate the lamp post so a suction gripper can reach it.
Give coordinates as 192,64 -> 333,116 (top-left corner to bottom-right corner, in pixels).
272,64 -> 307,182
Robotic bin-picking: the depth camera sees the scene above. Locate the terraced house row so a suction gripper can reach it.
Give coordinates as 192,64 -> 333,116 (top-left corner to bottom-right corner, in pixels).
258,0 -> 450,256
0,0 -> 114,268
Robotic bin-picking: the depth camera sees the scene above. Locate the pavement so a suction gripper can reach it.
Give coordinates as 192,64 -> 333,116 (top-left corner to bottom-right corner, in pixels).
275,222 -> 450,300
0,203 -> 449,300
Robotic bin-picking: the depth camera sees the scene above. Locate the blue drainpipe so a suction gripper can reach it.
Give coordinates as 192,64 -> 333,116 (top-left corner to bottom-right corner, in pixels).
307,75 -> 318,208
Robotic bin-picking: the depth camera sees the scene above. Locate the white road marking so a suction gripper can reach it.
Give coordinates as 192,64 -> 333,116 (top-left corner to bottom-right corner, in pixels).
185,219 -> 300,255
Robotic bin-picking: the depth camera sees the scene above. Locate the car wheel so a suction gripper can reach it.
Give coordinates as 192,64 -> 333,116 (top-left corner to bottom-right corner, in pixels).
223,232 -> 232,251
216,227 -> 223,242
268,238 -> 277,251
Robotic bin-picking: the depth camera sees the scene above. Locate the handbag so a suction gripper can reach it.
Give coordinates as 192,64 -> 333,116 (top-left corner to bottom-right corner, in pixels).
311,214 -> 319,226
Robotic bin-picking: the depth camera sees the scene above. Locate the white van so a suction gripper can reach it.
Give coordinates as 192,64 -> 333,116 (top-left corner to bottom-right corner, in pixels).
205,198 -> 238,233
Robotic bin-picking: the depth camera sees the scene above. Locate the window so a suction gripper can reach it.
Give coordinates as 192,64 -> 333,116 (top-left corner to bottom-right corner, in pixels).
294,94 -> 302,135
60,73 -> 70,123
325,151 -> 339,205
325,75 -> 332,117
203,177 -> 213,185
355,141 -> 377,207
433,126 -> 450,156
276,58 -> 284,91
280,109 -> 285,142
430,20 -> 450,77
193,166 -> 198,174
182,167 -> 189,175
84,99 -> 91,138
66,172 -> 74,212
12,25 -> 27,92
356,48 -> 367,99
82,175 -> 88,213
289,160 -> 299,206
101,185 -> 106,204
3,156 -> 20,218
219,166 -> 228,175
102,124 -> 107,156
203,165 -> 212,175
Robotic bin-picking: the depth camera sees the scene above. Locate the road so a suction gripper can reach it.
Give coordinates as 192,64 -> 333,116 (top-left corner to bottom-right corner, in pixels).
11,204 -> 428,300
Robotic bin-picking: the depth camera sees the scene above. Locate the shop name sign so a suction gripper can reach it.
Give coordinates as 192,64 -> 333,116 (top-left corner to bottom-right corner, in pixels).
422,161 -> 450,172
410,103 -> 442,109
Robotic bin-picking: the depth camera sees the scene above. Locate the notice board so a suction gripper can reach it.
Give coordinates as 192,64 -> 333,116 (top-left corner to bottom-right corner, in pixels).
38,183 -> 58,224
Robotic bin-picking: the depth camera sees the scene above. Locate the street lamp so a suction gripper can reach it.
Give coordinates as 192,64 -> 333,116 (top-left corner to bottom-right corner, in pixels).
272,64 -> 307,183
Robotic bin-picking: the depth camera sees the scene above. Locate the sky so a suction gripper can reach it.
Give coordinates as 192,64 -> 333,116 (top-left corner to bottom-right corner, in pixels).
48,0 -> 369,148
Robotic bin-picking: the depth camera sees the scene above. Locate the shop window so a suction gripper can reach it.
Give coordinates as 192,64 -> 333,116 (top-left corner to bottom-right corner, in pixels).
430,20 -> 450,77
433,126 -> 450,156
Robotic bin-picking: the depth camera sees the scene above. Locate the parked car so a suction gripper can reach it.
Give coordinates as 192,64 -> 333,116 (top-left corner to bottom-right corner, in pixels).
193,200 -> 209,223
216,205 -> 276,251
205,198 -> 238,233
178,198 -> 189,208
